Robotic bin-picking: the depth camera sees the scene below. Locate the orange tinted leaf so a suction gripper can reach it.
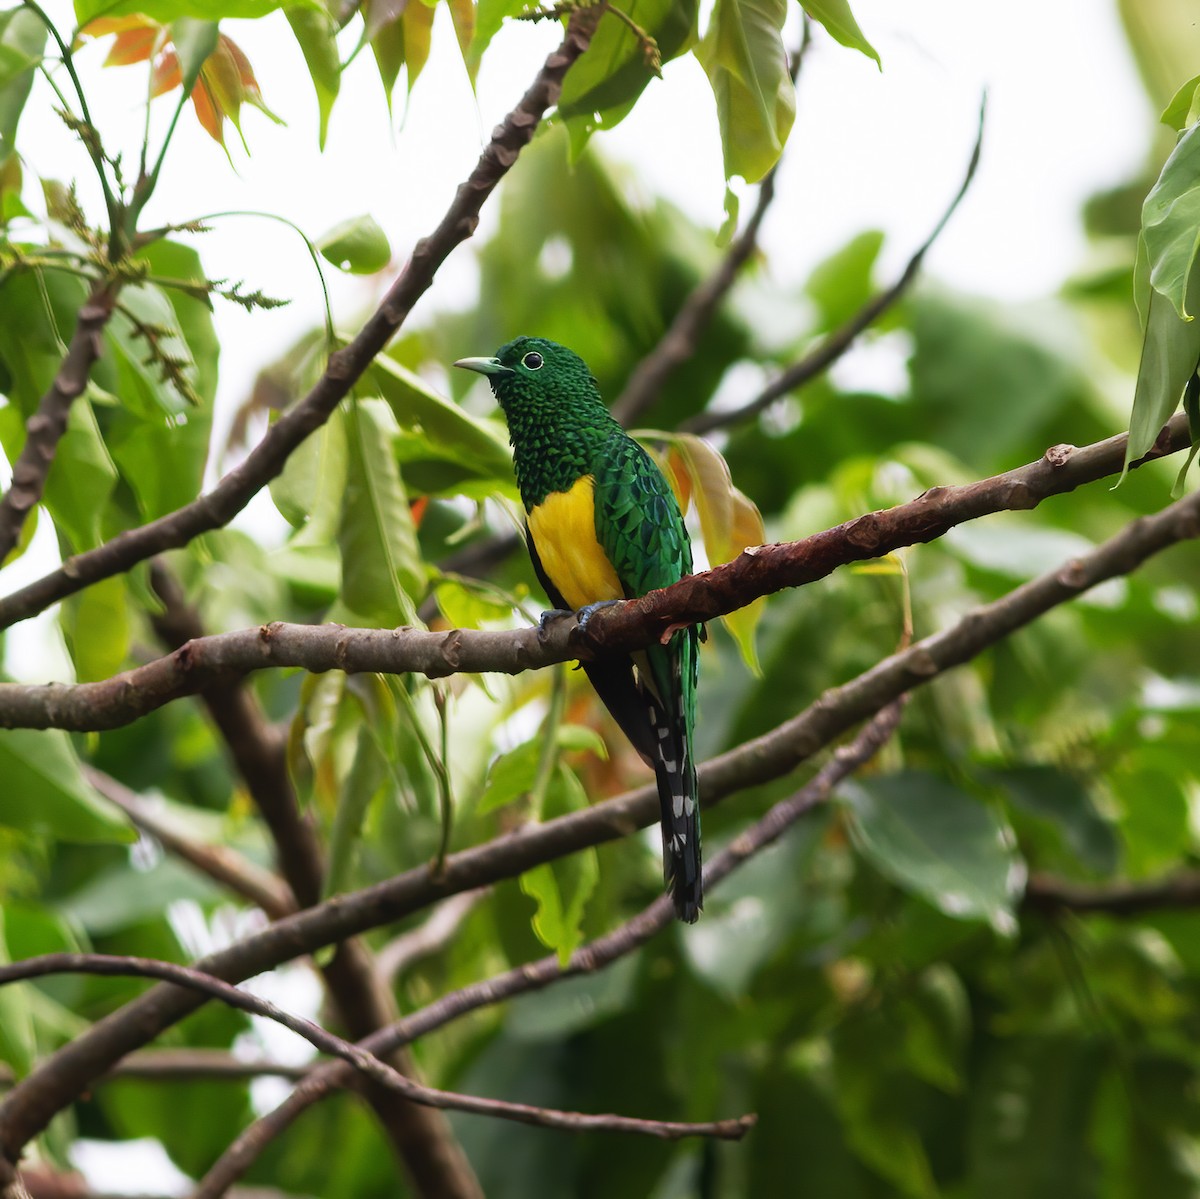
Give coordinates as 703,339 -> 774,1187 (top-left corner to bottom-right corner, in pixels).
81,15 -> 159,37
190,77 -> 224,144
104,27 -> 160,66
151,49 -> 182,96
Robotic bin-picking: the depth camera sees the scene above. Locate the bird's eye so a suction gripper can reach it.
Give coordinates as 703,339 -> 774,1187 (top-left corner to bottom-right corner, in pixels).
522,351 -> 544,370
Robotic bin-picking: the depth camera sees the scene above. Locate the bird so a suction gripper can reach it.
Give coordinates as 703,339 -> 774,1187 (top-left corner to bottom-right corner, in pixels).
455,337 -> 702,922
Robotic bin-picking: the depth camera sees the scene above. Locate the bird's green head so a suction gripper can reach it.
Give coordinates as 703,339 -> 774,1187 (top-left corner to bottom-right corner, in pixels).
454,336 -> 604,419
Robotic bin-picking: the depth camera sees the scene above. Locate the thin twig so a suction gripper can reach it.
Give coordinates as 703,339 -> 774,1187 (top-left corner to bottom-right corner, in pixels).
0,414 -> 1190,733
193,701 -> 902,1197
610,24 -> 812,426
0,952 -> 753,1143
0,6 -> 606,635
684,95 -> 986,436
0,285 -> 117,564
376,889 -> 489,981
1024,871 -> 1200,915
82,767 -> 295,920
4,468 -> 1200,1161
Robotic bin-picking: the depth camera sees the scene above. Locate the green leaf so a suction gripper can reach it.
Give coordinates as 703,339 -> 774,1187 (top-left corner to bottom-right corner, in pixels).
1141,121 -> 1200,320
466,0 -> 526,75
75,0 -> 320,23
370,355 -> 515,493
338,400 -> 424,626
0,9 -> 45,163
286,7 -> 341,147
0,909 -> 36,1076
697,0 -> 795,183
62,575 -> 130,683
840,772 -> 1024,933
169,18 -> 220,94
1124,235 -> 1200,474
434,578 -> 515,629
41,394 -> 119,553
324,727 -> 386,898
801,0 -> 880,67
559,0 -> 700,156
806,229 -> 884,330
0,729 -> 133,843
519,768 -> 599,965
1161,73 -> 1200,132
317,214 -> 391,275
272,404 -> 348,541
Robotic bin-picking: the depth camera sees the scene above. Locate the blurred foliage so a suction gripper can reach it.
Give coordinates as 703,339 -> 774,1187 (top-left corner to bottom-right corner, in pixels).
1,2 -> 1200,1199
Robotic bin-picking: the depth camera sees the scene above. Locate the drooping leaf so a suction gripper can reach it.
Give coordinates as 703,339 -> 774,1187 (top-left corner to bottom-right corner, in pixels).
285,7 -> 340,147
168,17 -> 219,93
337,400 -> 424,626
840,772 -> 1025,933
0,729 -> 133,843
558,0 -> 699,157
1161,72 -> 1200,132
801,0 -> 879,67
75,0 -> 320,25
1141,121 -> 1200,321
0,9 -> 45,163
62,575 -> 130,683
317,214 -> 392,275
41,393 -> 119,552
697,0 -> 795,183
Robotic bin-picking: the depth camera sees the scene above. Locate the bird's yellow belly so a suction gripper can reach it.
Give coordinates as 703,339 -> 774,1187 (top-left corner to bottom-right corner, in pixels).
528,476 -> 623,611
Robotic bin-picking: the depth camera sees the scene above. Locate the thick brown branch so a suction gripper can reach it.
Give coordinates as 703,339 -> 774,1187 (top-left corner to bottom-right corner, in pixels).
194,701 -> 903,1197
0,954 -> 751,1143
4,471 -> 1199,1164
0,7 -> 603,635
0,415 -> 1189,733
0,285 -> 117,564
82,766 -> 295,920
684,98 -> 984,436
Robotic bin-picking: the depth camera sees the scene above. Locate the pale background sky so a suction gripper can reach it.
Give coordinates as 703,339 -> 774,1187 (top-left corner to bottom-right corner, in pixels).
0,1 -> 1159,1189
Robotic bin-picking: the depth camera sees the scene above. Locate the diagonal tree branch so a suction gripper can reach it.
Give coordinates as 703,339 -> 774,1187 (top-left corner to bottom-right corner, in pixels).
4,457 -> 1199,1168
0,5 -> 604,635
82,766 -> 295,920
609,24 -> 812,427
0,413 -> 1189,733
683,97 -> 985,436
1023,871 -> 1200,915
192,700 -> 904,1197
145,563 -> 482,1199
0,953 -> 753,1142
0,284 -> 117,565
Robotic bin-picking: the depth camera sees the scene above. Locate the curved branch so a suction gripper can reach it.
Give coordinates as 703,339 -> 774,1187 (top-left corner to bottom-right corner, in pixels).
0,415 -> 1190,732
0,6 -> 604,635
193,701 -> 903,1198
1024,871 -> 1200,915
4,464 -> 1199,1162
683,96 -> 985,437
0,953 -> 752,1143
0,285 -> 117,565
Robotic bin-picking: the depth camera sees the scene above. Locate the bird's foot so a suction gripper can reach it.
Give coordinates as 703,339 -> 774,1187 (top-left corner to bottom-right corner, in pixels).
537,608 -> 575,640
576,599 -> 620,631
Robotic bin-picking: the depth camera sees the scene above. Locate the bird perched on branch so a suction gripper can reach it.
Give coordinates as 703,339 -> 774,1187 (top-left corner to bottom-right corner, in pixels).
456,337 -> 702,922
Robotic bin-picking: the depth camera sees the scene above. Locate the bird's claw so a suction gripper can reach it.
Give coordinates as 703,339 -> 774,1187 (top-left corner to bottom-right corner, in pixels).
576,599 -> 620,632
537,608 -> 574,640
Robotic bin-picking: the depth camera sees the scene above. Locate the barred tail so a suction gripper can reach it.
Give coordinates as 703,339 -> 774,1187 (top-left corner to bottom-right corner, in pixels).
651,699 -> 702,923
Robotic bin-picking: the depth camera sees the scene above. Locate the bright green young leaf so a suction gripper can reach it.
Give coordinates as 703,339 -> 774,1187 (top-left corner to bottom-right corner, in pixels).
466,0 -> 527,76
317,214 -> 392,275
285,7 -> 340,147
272,405 -> 348,541
802,0 -> 879,67
75,0 -> 320,24
370,17 -> 405,101
1161,73 -> 1200,131
0,9 -> 45,163
0,728 -> 133,843
62,575 -> 130,683
840,773 -> 1024,933
1141,120 -> 1200,320
559,0 -> 699,157
0,909 -> 36,1077
41,394 -> 118,552
338,400 -> 424,626
697,0 -> 795,183
806,229 -> 884,330
107,408 -> 212,521
324,727 -> 386,898
435,578 -> 515,629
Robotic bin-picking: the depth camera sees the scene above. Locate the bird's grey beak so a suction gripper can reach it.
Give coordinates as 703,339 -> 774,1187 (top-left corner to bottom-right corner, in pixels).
454,356 -> 512,377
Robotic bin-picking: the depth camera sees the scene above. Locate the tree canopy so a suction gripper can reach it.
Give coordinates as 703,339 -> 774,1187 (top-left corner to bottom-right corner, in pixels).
1,3 -> 1200,1198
